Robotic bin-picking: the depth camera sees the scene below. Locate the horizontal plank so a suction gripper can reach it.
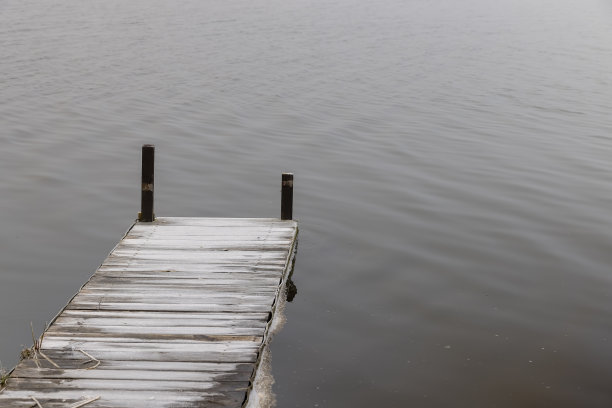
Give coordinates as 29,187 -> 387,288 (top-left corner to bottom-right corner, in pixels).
86,276 -> 282,286
58,309 -> 270,320
128,227 -> 295,237
45,328 -> 263,341
12,367 -> 251,382
121,236 -> 291,241
0,399 -> 238,408
118,245 -> 289,253
4,378 -> 251,392
48,327 -> 264,339
71,295 -> 275,307
66,302 -> 272,312
53,317 -> 267,329
34,348 -> 259,363
89,272 -> 282,281
108,253 -> 287,262
76,290 -> 276,300
131,221 -> 294,228
118,237 -> 291,245
0,390 -> 246,407
17,358 -> 255,373
98,264 -> 284,272
87,274 -> 283,283
112,244 -> 289,253
128,231 -> 293,237
76,288 -> 278,298
0,399 -> 118,408
42,337 -> 260,348
103,259 -> 287,266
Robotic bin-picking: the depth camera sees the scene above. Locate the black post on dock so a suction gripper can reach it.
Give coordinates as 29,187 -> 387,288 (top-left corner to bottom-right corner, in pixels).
140,144 -> 155,222
281,173 -> 293,220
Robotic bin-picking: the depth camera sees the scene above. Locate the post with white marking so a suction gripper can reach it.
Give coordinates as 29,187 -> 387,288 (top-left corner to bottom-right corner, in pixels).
140,144 -> 155,222
281,173 -> 293,220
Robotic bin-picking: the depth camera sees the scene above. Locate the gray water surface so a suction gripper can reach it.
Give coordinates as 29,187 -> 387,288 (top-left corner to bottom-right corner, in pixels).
2,0 -> 612,406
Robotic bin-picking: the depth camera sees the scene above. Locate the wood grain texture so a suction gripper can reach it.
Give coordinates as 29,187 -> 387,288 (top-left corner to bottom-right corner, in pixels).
0,217 -> 298,408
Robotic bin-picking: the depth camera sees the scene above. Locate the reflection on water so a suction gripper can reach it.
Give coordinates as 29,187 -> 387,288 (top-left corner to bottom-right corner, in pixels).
2,0 -> 612,406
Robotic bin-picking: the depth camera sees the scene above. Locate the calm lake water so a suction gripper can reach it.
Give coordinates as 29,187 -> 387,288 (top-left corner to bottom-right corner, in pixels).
2,0 -> 612,405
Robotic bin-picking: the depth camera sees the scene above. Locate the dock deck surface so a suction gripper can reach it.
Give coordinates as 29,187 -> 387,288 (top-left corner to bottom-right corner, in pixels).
0,217 -> 298,408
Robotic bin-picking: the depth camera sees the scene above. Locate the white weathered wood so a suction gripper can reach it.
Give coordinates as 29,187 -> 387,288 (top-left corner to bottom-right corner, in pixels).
103,259 -> 287,266
41,339 -> 261,351
17,358 -> 255,373
128,226 -> 294,236
37,348 -> 259,362
47,325 -> 265,336
78,287 -> 279,296
0,388 -> 247,408
0,217 -> 297,408
73,292 -> 276,303
12,367 -> 252,382
87,276 -> 282,285
67,302 -> 273,313
0,388 -> 246,402
59,310 -> 270,320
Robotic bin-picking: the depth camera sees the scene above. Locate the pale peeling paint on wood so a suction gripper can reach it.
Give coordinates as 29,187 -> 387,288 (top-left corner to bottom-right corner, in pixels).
0,217 -> 298,408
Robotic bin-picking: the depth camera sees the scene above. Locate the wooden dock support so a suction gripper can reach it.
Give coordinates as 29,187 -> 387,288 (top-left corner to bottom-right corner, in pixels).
139,144 -> 155,222
281,173 -> 293,220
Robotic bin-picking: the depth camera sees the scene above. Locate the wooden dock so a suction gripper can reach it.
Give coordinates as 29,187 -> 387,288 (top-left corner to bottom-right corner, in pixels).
0,145 -> 298,407
0,217 -> 297,407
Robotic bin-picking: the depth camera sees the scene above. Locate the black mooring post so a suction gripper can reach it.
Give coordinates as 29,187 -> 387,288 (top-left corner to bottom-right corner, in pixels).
281,173 -> 293,220
140,144 -> 155,222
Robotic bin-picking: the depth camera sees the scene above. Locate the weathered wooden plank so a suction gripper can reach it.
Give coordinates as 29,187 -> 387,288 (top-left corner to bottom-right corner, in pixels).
4,377 -> 251,392
42,338 -> 260,349
88,273 -> 282,282
44,329 -> 263,342
118,239 -> 291,246
58,309 -> 270,321
79,286 -> 276,296
130,221 -> 295,228
0,390 -> 246,408
128,227 -> 294,237
96,267 -> 285,276
34,348 -> 259,363
103,259 -> 287,266
125,233 -> 295,240
74,289 -> 276,299
118,238 -> 292,245
12,367 -> 252,382
98,264 -> 285,271
53,319 -> 266,330
0,398 -> 228,408
0,390 -> 246,405
74,292 -> 276,302
70,296 -> 275,307
47,325 -> 265,337
17,358 -> 255,373
0,399 -> 119,408
107,254 -> 288,264
78,287 -> 279,297
85,276 -> 282,286
114,246 -> 290,253
66,302 -> 273,312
